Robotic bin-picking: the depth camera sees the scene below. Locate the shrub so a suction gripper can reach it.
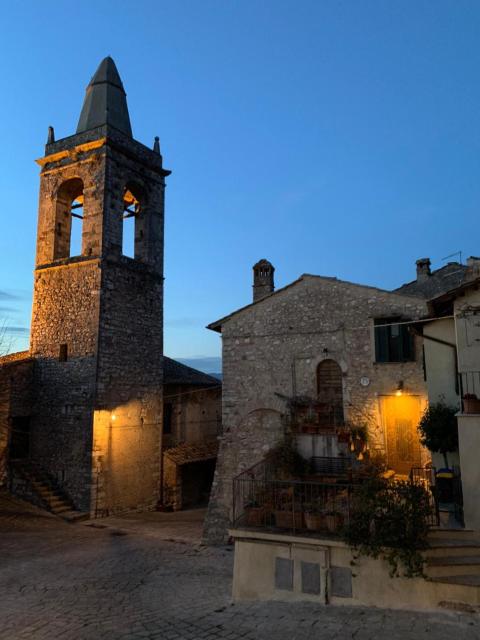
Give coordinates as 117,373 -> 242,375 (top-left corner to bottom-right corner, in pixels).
343,474 -> 433,577
418,402 -> 458,468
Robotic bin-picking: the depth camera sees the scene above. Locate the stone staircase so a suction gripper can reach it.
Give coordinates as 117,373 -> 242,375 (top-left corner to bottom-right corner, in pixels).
11,460 -> 89,523
423,529 -> 480,609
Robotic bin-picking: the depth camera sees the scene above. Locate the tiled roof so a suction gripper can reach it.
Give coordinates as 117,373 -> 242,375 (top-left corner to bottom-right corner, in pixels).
394,263 -> 469,299
0,351 -> 31,367
164,440 -> 218,465
163,357 -> 220,387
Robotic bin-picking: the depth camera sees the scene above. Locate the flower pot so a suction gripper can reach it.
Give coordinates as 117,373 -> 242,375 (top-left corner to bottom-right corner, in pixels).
245,506 -> 265,527
325,513 -> 344,533
463,397 -> 480,414
302,425 -> 317,434
304,512 -> 325,531
275,510 -> 304,530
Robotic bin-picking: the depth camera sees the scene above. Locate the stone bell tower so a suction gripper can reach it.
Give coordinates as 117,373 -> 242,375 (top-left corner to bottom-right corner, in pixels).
29,57 -> 170,515
252,259 -> 275,302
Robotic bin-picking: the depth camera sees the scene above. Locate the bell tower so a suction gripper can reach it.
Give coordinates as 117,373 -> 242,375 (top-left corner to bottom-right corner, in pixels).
252,259 -> 275,302
30,57 -> 170,514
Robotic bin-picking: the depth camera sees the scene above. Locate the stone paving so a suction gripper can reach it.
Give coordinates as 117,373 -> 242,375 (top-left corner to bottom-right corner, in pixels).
1,493 -> 480,639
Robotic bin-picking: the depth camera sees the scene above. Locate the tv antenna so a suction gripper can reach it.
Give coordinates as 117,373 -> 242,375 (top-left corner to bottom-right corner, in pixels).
441,250 -> 463,264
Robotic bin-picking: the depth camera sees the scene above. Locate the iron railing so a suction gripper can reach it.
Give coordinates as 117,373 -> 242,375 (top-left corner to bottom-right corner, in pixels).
311,456 -> 351,477
232,476 -> 352,536
459,371 -> 480,410
233,460 -> 442,536
409,466 -> 440,527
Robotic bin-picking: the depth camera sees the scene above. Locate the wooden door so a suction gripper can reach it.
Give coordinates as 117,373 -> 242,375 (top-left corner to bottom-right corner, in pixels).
381,396 -> 422,475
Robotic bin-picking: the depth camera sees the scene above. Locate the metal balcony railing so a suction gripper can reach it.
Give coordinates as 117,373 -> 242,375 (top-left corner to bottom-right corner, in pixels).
458,371 -> 480,412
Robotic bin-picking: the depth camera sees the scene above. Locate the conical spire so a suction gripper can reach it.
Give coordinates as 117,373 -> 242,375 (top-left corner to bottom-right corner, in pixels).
76,57 -> 132,137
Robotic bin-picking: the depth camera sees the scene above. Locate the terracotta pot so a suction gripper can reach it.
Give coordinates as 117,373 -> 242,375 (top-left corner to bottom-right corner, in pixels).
325,513 -> 344,533
304,512 -> 326,531
302,425 -> 317,434
245,506 -> 265,527
275,510 -> 304,530
463,398 -> 480,414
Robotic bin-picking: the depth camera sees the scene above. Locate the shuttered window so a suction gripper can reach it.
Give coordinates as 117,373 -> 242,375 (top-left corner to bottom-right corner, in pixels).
374,318 -> 414,362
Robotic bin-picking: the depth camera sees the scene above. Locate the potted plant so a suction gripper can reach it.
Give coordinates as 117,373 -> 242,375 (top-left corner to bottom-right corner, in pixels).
268,436 -> 310,480
274,486 -> 304,529
245,501 -> 266,527
304,501 -> 326,531
325,510 -> 344,533
463,393 -> 480,414
417,402 -> 458,470
274,503 -> 304,530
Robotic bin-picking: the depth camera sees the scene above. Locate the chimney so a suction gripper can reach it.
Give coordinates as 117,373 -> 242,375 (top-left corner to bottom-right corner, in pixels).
467,256 -> 480,280
416,258 -> 431,281
253,259 -> 274,302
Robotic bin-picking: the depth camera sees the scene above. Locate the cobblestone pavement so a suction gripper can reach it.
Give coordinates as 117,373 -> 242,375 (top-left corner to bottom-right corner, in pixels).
1,493 -> 480,640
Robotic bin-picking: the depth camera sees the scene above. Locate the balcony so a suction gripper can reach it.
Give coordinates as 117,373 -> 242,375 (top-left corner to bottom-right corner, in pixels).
232,456 -> 440,538
459,371 -> 480,413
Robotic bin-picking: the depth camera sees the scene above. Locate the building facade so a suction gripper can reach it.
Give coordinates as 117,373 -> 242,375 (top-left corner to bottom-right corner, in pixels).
204,264 -> 432,543
162,358 -> 221,510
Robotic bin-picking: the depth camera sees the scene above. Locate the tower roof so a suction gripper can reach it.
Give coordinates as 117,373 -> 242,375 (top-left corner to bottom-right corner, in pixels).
76,57 -> 132,137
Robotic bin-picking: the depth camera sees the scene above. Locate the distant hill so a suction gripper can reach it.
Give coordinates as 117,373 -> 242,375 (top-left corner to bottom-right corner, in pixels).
174,356 -> 222,378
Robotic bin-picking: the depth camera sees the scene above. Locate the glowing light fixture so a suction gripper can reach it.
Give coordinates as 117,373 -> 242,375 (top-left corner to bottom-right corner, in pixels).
395,381 -> 404,397
111,413 -> 117,421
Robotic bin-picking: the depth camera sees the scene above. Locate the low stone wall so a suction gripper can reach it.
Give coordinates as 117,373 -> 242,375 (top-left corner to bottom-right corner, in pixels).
231,529 -> 480,612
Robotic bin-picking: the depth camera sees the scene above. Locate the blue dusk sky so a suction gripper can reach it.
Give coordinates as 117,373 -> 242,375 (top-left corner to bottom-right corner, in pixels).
0,1 -> 479,371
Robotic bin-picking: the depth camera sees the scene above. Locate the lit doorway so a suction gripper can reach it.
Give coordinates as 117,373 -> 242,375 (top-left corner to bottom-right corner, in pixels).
380,395 -> 422,475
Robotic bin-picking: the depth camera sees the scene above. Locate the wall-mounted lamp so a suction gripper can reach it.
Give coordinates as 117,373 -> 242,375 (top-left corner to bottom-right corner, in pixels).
395,381 -> 404,397
111,413 -> 117,422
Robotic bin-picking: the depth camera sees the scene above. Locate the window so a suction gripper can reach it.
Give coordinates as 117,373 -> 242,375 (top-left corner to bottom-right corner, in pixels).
122,187 -> 140,258
374,318 -> 414,362
59,343 -> 68,362
317,359 -> 344,428
54,178 -> 84,259
163,402 -> 173,435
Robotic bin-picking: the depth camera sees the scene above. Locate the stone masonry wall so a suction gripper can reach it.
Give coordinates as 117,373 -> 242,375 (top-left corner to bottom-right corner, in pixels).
204,275 -> 429,543
30,261 -> 101,510
91,260 -> 163,516
89,133 -> 166,516
163,385 -> 221,448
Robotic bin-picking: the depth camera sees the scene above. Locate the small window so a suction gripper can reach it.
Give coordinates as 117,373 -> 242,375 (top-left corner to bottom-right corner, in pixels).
374,318 -> 414,363
163,403 -> 173,435
59,343 -> 68,362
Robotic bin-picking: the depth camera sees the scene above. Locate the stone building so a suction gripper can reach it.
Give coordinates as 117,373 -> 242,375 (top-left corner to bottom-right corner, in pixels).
0,57 -> 220,520
203,258 -> 472,543
0,58 -> 221,520
162,358 -> 221,510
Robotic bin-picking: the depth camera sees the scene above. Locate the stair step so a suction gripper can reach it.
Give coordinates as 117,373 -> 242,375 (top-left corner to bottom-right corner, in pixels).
61,511 -> 89,523
12,462 -> 87,524
426,556 -> 480,578
429,527 -> 474,536
430,574 -> 480,587
428,555 -> 480,567
50,504 -> 72,514
425,541 -> 480,558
